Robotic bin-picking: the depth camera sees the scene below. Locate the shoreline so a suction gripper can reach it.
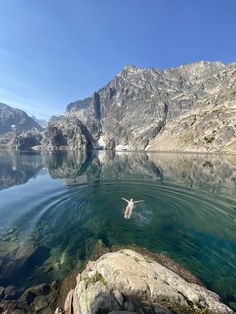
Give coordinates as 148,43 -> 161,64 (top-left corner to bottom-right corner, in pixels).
1,147 -> 236,156
57,247 -> 235,314
1,242 -> 235,313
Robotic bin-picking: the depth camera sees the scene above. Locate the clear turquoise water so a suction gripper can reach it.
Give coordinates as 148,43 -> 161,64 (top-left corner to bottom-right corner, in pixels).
0,151 -> 236,308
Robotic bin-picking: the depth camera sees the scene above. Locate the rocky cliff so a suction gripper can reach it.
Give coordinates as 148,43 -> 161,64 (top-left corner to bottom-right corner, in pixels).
58,249 -> 234,314
2,61 -> 236,152
41,115 -> 92,150
0,102 -> 43,147
46,60 -> 236,152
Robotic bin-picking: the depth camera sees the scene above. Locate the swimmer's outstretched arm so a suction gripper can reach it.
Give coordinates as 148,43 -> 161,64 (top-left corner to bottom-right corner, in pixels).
121,198 -> 129,203
133,200 -> 144,203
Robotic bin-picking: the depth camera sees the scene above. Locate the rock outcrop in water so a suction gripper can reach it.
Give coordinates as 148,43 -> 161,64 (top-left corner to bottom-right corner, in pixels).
46,61 -> 236,152
59,249 -> 233,313
41,115 -> 92,151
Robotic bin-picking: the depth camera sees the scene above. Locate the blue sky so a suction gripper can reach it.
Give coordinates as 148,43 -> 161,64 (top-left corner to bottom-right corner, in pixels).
0,0 -> 235,119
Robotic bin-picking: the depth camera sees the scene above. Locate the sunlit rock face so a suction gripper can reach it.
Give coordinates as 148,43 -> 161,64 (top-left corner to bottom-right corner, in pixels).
62,249 -> 234,314
2,61 -> 236,152
63,61 -> 236,152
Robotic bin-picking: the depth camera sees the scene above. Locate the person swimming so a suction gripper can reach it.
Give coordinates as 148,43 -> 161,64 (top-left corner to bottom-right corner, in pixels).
121,198 -> 144,219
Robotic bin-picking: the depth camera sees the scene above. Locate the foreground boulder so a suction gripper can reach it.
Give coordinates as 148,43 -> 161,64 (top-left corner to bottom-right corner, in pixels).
60,249 -> 234,314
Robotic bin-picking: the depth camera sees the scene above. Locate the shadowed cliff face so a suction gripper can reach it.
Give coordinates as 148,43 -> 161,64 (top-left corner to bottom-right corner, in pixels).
57,61 -> 236,152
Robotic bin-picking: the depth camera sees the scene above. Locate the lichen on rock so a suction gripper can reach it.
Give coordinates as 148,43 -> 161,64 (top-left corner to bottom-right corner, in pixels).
59,249 -> 234,314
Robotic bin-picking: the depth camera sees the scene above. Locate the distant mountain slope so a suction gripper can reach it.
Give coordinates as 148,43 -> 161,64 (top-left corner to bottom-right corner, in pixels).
0,102 -> 43,147
31,115 -> 47,128
0,103 -> 43,134
47,60 -> 235,152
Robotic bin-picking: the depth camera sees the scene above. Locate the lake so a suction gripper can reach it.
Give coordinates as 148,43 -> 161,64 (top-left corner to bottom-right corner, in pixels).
0,150 -> 236,310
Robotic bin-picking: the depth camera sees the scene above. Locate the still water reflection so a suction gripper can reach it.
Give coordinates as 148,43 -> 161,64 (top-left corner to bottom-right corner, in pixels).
0,151 -> 236,307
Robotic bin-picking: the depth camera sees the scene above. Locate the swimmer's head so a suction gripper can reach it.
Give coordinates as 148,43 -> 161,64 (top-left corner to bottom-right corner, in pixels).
130,198 -> 133,202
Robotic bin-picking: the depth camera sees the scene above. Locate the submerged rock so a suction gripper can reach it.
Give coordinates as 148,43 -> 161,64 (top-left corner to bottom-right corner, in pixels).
4,285 -> 17,300
60,249 -> 234,314
0,241 -> 37,284
0,286 -> 4,298
0,281 -> 60,313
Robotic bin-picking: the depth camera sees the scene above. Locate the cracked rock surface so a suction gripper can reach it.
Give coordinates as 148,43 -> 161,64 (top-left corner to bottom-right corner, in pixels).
50,61 -> 236,152
60,249 -> 234,314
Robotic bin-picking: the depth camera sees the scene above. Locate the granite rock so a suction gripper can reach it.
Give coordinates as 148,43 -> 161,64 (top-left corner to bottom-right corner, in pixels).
59,249 -> 234,314
64,61 -> 236,152
42,115 -> 92,150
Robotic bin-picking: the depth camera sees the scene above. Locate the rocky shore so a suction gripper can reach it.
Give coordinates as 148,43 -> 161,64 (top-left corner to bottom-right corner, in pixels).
56,249 -> 234,314
1,245 -> 235,313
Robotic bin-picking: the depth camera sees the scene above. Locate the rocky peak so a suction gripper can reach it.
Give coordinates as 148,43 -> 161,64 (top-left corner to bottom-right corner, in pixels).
62,61 -> 236,152
0,102 -> 10,110
4,60 -> 236,153
177,60 -> 224,72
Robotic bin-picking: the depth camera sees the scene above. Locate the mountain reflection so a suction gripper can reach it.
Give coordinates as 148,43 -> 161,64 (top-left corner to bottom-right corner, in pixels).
0,151 -> 45,190
0,150 -> 236,194
46,151 -> 236,194
0,150 -> 236,307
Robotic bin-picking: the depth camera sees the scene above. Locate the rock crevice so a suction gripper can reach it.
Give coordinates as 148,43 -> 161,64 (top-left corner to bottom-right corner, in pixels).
59,249 -> 234,314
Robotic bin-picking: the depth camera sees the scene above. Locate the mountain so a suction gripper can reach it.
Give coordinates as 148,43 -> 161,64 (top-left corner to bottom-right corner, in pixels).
31,115 -> 47,128
44,61 -> 236,152
0,102 -> 43,146
0,103 -> 43,134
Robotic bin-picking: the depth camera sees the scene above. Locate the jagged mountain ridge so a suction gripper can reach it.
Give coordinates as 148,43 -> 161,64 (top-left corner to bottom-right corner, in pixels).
49,60 -> 236,152
2,60 -> 236,152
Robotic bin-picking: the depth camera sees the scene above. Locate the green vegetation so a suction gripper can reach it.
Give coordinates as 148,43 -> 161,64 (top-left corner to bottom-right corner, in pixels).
133,256 -> 140,262
84,272 -> 107,287
144,256 -> 153,263
202,161 -> 213,168
165,300 -> 215,314
204,135 -> 215,143
0,143 -> 6,150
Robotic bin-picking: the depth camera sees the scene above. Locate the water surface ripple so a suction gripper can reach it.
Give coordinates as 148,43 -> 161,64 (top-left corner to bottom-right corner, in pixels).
0,151 -> 236,309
